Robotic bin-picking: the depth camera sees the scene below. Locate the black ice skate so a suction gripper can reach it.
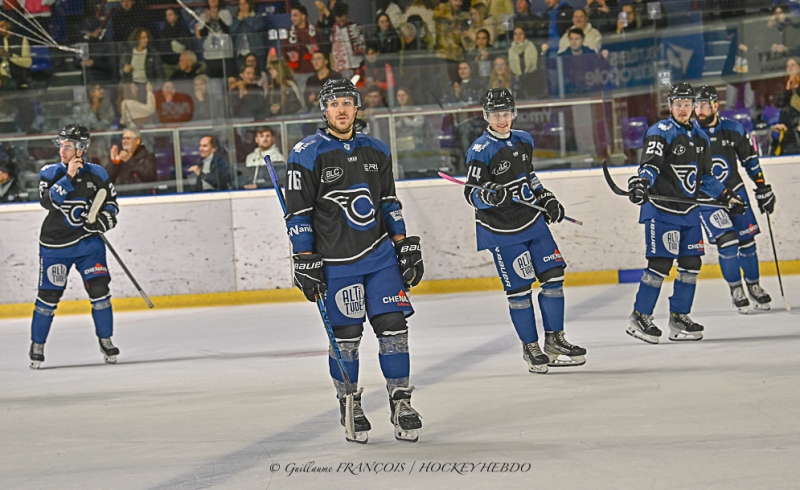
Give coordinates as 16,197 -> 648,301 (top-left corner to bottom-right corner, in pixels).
29,342 -> 44,370
339,388 -> 370,444
668,312 -> 704,341
730,285 -> 750,314
746,282 -> 772,311
522,341 -> 549,373
544,331 -> 587,367
626,310 -> 662,344
389,387 -> 422,443
98,338 -> 119,364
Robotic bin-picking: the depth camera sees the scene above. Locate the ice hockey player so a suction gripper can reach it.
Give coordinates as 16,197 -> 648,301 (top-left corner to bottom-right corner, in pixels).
283,78 -> 425,443
626,83 -> 745,344
30,125 -> 121,368
694,85 -> 775,313
463,88 -> 586,374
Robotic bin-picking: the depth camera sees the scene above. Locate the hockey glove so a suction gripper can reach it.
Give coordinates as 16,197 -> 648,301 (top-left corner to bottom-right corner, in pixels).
627,176 -> 649,205
478,182 -> 511,207
83,210 -> 117,234
754,183 -> 775,214
293,253 -> 326,302
537,189 -> 565,224
395,236 -> 424,288
719,188 -> 746,216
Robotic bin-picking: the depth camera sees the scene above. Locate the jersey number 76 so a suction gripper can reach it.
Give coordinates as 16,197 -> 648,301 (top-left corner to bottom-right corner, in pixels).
287,170 -> 302,191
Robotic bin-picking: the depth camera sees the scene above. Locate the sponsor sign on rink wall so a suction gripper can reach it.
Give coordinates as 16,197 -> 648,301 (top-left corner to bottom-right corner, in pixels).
0,159 -> 797,304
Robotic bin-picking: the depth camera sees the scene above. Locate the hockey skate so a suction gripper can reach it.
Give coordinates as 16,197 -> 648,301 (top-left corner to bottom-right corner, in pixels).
746,282 -> 772,311
668,312 -> 704,341
522,341 -> 549,373
626,311 -> 662,344
98,338 -> 119,364
389,387 -> 422,443
29,342 -> 44,370
544,331 -> 586,367
730,285 -> 750,314
339,388 -> 370,444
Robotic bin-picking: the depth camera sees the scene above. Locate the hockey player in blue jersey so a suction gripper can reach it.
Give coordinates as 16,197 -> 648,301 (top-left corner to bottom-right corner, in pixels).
463,88 -> 586,374
626,83 -> 746,344
694,85 -> 775,313
29,125 -> 121,368
283,79 -> 425,443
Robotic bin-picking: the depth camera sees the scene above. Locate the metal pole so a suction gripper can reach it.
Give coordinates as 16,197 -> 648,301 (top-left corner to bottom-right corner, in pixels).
173,127 -> 183,193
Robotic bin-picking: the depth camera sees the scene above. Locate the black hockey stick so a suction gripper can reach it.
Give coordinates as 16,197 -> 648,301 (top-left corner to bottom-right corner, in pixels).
601,160 -> 728,209
88,189 -> 154,308
264,155 -> 360,442
765,212 -> 792,311
438,172 -> 583,225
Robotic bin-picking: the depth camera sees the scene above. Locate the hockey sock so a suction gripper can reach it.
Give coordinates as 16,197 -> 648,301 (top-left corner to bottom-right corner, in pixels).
378,333 -> 410,394
31,299 -> 56,345
633,269 -> 664,316
738,241 -> 760,283
538,281 -> 565,333
508,291 -> 538,343
669,269 -> 698,314
91,295 -> 114,339
717,243 -> 742,286
330,339 -> 360,398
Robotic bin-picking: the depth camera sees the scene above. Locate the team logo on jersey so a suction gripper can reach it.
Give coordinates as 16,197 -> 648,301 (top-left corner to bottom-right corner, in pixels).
347,156 -> 358,162
363,163 -> 378,172
383,289 -> 411,307
658,122 -> 673,132
323,185 -> 376,230
709,209 -> 733,229
711,156 -> 729,182
59,199 -> 89,227
343,143 -> 351,151
506,141 -> 513,147
672,145 -> 686,155
492,161 -> 511,175
687,239 -> 704,251
46,264 -> 68,287
513,251 -> 536,280
505,174 -> 536,203
321,167 -> 344,183
471,141 -> 490,152
84,263 -> 108,275
671,164 -> 697,195
662,231 -> 680,255
293,139 -> 316,153
335,283 -> 365,319
543,249 -> 563,263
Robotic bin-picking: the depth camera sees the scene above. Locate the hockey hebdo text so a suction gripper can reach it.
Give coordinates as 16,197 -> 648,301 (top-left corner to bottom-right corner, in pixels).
269,461 -> 531,477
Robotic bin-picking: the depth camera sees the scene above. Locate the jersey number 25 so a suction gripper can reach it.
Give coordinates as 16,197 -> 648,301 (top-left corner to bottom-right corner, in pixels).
645,141 -> 664,157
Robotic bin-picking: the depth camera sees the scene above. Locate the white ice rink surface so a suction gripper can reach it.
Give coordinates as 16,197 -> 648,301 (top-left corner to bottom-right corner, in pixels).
2,278 -> 800,490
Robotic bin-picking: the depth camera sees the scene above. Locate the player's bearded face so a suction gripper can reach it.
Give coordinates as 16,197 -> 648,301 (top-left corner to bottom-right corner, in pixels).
694,100 -> 716,126
325,97 -> 358,136
487,110 -> 514,135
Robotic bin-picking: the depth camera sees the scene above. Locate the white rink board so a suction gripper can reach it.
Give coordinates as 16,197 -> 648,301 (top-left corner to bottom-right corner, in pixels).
1,157 -> 798,304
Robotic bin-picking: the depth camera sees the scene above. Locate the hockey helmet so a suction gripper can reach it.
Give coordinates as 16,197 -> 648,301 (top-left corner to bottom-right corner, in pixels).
695,85 -> 719,104
668,82 -> 695,106
318,78 -> 361,114
54,124 -> 91,151
483,88 -> 517,120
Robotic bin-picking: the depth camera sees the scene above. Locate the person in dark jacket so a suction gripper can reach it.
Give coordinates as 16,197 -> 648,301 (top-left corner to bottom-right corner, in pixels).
108,0 -> 151,43
230,0 -> 268,72
370,13 -> 401,54
156,8 -> 193,67
0,150 -> 27,203
188,135 -> 231,191
108,128 -> 158,193
543,0 -> 574,49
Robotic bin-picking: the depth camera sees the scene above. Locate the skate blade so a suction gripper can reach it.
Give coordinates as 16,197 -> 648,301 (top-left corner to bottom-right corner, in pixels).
667,329 -> 703,341
626,325 -> 659,344
735,306 -> 749,314
345,431 -> 369,444
526,362 -> 549,374
103,355 -> 118,364
30,361 -> 42,370
547,354 -> 586,367
753,303 -> 771,311
394,428 -> 420,443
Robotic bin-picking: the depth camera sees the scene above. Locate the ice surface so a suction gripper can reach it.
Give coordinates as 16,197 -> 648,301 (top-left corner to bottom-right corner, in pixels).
2,278 -> 799,489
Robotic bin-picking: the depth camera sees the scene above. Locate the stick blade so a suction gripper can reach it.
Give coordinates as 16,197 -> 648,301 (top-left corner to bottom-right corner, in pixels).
87,188 -> 108,224
344,393 -> 356,441
784,299 -> 792,311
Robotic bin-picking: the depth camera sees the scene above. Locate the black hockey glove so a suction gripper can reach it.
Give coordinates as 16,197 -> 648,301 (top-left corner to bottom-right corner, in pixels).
536,189 -> 565,224
83,210 -> 117,234
627,176 -> 649,205
293,253 -> 326,302
719,188 -> 746,216
478,182 -> 511,207
754,183 -> 775,214
395,236 -> 424,288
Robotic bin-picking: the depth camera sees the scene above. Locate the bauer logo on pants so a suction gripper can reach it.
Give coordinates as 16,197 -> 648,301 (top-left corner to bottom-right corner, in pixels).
335,284 -> 365,319
662,231 -> 680,255
47,264 -> 68,287
513,251 -> 536,280
709,209 -> 733,229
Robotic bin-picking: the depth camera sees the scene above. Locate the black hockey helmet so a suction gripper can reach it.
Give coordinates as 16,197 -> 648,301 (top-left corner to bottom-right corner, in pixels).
318,78 -> 361,114
483,88 -> 517,121
668,82 -> 695,105
695,85 -> 719,104
54,124 -> 91,151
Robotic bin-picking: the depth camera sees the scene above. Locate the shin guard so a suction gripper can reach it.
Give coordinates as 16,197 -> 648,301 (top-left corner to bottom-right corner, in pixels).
507,290 -> 538,343
378,333 -> 410,395
538,281 -> 565,333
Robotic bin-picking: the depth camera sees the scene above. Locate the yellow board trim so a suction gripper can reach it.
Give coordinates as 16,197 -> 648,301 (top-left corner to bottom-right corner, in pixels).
2,260 -> 798,320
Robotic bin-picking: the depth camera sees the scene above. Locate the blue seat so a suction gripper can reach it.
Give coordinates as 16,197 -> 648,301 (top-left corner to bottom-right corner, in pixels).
761,105 -> 780,126
622,117 -> 648,150
30,45 -> 51,73
720,108 -> 754,133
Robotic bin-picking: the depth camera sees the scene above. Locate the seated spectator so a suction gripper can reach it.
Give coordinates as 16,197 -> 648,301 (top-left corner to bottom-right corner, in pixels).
587,0 -> 619,34
402,0 -> 436,48
120,28 -> 165,87
377,0 -> 403,30
170,52 -> 207,85
514,0 -> 544,40
119,82 -> 156,127
267,60 -> 303,116
231,0 -> 268,72
544,0 -> 574,52
556,8 -> 602,54
305,51 -> 343,93
188,135 -> 231,191
0,152 -> 26,203
399,20 -> 425,52
330,2 -> 366,79
558,28 -> 607,94
230,65 -> 266,119
156,81 -> 194,123
284,4 -> 321,94
0,19 -> 32,90
243,127 -> 286,189
616,4 -> 642,34
108,0 -> 151,43
443,61 -> 486,105
76,84 -> 116,130
363,84 -> 387,111
558,28 -> 597,56
768,3 -> 800,55
462,3 -> 497,52
395,87 -> 425,151
364,43 -> 388,91
108,128 -> 158,190
156,8 -> 192,69
195,0 -> 234,79
508,26 -> 538,78
489,55 -> 515,93
370,13 -> 401,54
192,75 -> 212,121
229,53 -> 267,94
472,28 -> 494,81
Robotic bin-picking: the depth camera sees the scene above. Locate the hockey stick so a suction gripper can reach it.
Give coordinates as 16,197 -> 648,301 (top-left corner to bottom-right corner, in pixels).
88,189 -> 155,308
437,172 -> 583,225
264,155 -> 358,442
765,212 -> 792,311
602,160 -> 728,208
